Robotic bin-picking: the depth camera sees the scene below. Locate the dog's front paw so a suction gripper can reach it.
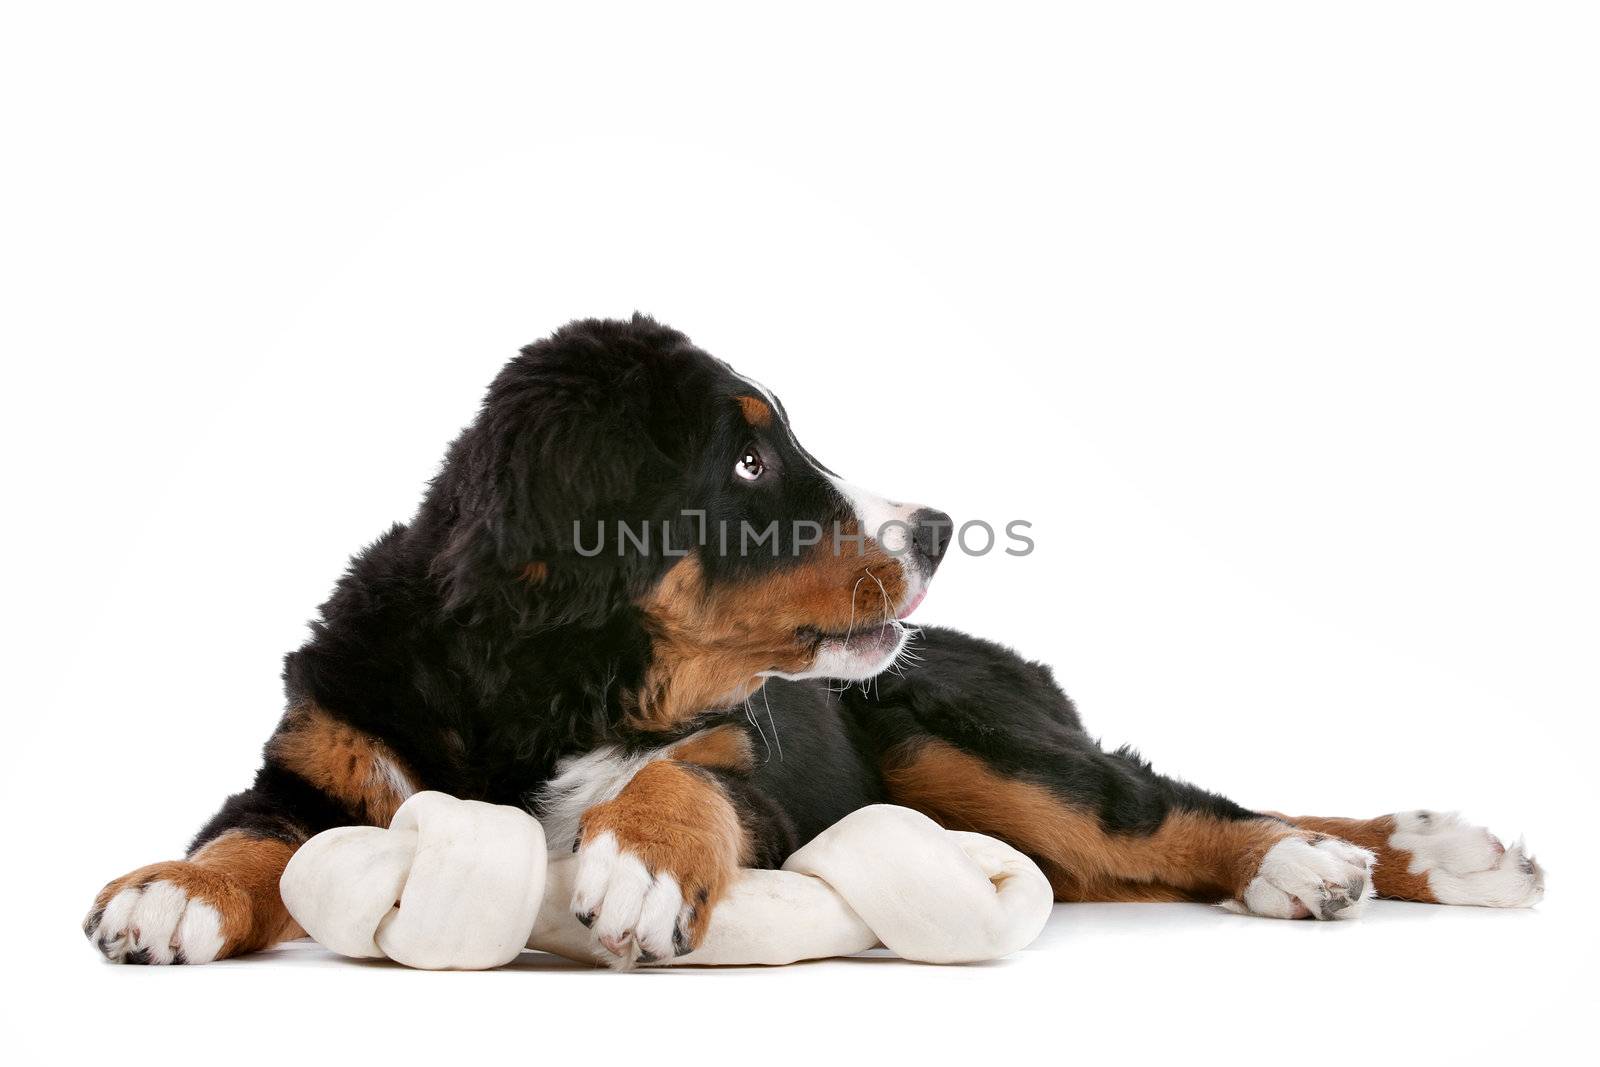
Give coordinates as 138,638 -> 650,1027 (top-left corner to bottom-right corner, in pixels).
571,830 -> 710,966
83,862 -> 242,964
569,762 -> 744,967
1224,834 -> 1376,921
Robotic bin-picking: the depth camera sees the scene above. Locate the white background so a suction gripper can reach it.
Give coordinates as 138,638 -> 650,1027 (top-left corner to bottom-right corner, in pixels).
3,2 -> 1595,1063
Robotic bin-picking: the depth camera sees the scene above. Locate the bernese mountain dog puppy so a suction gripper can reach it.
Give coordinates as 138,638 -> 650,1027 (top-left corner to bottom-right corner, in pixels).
84,315 -> 1543,967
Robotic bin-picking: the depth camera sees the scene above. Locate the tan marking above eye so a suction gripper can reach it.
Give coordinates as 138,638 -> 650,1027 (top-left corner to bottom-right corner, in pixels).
737,394 -> 773,428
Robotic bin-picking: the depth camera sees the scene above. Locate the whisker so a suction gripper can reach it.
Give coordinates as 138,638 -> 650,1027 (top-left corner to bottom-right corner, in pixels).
843,575 -> 868,649
867,571 -> 892,621
887,623 -> 926,678
744,696 -> 772,763
758,682 -> 783,761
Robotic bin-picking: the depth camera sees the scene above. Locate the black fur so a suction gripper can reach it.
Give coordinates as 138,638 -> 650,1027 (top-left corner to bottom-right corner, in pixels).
840,628 -> 1259,833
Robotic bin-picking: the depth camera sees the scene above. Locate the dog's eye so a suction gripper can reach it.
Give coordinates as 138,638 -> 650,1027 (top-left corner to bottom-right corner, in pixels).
735,449 -> 766,481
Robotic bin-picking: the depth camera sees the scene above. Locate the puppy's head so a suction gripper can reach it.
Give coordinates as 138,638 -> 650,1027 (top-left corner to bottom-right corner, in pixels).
428,315 -> 949,725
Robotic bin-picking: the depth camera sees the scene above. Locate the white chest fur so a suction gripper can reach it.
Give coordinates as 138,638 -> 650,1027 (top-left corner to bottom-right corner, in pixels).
529,743 -> 668,855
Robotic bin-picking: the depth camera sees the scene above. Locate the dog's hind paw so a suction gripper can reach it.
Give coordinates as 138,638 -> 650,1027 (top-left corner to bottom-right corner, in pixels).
1223,834 -> 1376,920
1388,810 -> 1544,908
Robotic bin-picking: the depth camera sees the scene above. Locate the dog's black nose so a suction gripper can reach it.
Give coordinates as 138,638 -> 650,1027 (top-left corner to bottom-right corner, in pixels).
909,508 -> 953,571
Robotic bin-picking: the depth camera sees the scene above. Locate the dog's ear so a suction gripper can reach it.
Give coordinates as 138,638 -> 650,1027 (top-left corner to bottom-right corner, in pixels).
427,319 -> 691,628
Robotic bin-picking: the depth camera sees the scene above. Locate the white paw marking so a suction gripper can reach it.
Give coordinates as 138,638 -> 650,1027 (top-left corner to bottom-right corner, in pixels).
1224,835 -> 1376,920
1390,810 -> 1545,908
86,880 -> 225,964
571,830 -> 688,967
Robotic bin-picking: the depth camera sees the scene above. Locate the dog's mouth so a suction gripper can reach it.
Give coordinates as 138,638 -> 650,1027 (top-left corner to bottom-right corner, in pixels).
788,619 -> 909,683
797,620 -> 904,657
770,570 -> 928,682
793,571 -> 927,657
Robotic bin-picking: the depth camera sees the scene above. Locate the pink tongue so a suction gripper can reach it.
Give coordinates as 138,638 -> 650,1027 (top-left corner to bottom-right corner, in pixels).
897,590 -> 926,619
